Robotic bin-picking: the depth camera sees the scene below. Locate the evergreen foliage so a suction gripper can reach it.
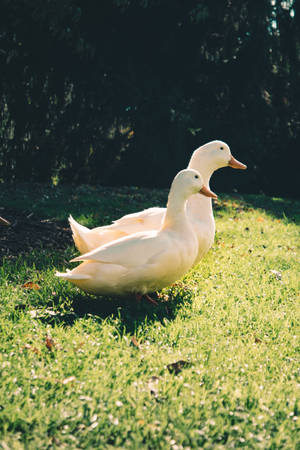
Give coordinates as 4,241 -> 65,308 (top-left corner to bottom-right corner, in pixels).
0,0 -> 299,195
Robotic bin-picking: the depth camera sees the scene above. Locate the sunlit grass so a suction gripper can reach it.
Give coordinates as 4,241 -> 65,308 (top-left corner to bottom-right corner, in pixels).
0,184 -> 299,448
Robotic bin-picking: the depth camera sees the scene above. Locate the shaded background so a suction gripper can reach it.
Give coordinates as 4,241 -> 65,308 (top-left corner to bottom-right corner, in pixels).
0,0 -> 299,197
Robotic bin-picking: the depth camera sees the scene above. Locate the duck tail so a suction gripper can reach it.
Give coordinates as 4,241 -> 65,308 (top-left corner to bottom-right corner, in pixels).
55,270 -> 91,281
69,215 -> 90,235
68,215 -> 92,254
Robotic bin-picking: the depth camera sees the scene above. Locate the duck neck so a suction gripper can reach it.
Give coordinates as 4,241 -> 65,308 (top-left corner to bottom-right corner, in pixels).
162,189 -> 189,231
186,162 -> 214,223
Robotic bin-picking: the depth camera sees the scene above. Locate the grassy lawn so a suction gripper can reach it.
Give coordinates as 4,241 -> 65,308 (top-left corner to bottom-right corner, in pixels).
0,184 -> 299,449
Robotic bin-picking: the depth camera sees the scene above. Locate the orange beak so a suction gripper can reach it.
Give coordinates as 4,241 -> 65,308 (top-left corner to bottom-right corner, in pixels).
200,185 -> 218,199
228,156 -> 247,169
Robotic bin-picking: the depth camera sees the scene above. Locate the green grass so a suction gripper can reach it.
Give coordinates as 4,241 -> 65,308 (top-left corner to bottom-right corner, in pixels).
0,183 -> 299,449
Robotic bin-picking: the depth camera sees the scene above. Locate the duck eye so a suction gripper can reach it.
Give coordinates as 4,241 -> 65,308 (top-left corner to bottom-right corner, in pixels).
194,175 -> 199,179
220,146 -> 224,150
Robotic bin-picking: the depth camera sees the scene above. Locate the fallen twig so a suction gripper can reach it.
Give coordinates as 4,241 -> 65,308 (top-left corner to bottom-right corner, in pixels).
0,216 -> 11,226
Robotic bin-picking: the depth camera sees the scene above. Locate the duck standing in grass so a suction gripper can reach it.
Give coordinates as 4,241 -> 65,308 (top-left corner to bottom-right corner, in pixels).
56,169 -> 217,303
69,140 -> 246,264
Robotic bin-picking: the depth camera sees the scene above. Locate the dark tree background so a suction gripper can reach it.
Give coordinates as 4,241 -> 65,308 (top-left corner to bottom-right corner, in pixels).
0,0 -> 299,196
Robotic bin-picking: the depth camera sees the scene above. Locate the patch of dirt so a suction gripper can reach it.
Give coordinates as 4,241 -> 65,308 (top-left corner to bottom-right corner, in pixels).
0,209 -> 72,259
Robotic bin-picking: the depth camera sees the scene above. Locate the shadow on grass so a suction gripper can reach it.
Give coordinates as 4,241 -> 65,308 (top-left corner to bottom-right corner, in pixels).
243,194 -> 300,223
215,193 -> 300,224
4,249 -> 191,334
36,285 -> 193,335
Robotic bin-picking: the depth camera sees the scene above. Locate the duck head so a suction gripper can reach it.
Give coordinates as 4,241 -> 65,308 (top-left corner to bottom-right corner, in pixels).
171,169 -> 217,200
189,140 -> 247,178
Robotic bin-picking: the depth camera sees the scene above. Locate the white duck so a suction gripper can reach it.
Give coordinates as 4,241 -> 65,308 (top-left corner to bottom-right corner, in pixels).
69,140 -> 246,264
56,169 -> 217,302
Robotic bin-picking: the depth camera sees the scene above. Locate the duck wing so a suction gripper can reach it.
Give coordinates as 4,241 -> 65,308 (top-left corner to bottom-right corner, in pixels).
71,230 -> 169,268
111,207 -> 165,228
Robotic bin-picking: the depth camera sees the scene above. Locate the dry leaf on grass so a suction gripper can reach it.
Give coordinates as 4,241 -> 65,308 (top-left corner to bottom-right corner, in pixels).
45,335 -> 55,351
22,282 -> 40,290
130,336 -> 140,349
167,360 -> 192,375
257,217 -> 264,222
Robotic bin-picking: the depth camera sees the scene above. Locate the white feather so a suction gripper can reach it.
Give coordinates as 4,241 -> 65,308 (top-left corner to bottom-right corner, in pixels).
69,140 -> 245,264
57,169 -> 208,296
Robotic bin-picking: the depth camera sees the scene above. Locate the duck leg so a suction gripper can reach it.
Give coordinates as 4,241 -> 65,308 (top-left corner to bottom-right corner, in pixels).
144,294 -> 159,307
135,293 -> 158,307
